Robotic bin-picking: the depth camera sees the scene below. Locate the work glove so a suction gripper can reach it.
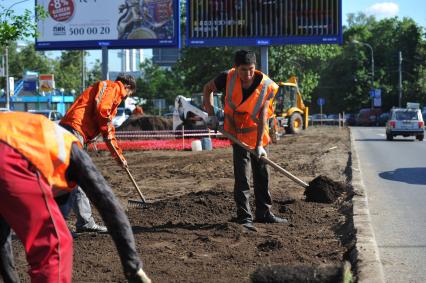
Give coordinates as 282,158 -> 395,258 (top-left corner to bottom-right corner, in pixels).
117,155 -> 128,168
206,116 -> 219,130
127,268 -> 152,283
256,146 -> 267,158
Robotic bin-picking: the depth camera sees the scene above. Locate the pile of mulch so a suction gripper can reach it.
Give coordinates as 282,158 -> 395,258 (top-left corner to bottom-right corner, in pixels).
117,115 -> 172,131
304,175 -> 349,203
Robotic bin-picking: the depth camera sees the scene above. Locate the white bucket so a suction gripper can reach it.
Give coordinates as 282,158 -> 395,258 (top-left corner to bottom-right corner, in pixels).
191,140 -> 202,152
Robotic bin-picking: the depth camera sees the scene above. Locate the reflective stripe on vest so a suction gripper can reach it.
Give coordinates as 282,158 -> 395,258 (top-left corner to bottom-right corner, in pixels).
227,71 -> 238,111
95,81 -> 107,106
224,113 -> 257,134
251,78 -> 274,123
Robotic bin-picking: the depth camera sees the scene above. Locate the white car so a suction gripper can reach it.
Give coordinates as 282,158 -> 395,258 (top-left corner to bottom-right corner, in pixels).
0,108 -> 10,112
386,107 -> 424,141
112,108 -> 131,128
28,110 -> 63,123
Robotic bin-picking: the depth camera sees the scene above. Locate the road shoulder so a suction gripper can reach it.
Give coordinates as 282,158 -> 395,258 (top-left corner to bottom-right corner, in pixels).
350,128 -> 385,283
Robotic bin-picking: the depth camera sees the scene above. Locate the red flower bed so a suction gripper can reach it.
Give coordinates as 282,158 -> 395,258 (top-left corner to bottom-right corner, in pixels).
88,138 -> 231,151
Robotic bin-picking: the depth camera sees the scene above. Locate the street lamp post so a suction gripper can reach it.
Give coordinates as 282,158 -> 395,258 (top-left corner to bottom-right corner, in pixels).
352,40 -> 375,108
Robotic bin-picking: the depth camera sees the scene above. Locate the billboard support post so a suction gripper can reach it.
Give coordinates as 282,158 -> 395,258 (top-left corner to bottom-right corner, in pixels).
102,47 -> 108,81
260,46 -> 269,75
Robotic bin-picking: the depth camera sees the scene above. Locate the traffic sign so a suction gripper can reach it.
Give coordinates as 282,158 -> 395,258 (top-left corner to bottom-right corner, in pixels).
317,97 -> 326,106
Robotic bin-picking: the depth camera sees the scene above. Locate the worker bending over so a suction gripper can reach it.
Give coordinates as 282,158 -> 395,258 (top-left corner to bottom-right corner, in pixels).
59,73 -> 136,233
0,112 -> 151,283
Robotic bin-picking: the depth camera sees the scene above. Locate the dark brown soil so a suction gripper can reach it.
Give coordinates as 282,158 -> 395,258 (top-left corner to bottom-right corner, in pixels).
305,175 -> 349,203
117,115 -> 173,131
11,127 -> 355,283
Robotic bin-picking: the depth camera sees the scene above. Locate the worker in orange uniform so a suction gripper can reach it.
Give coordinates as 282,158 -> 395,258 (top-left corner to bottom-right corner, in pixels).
59,73 -> 136,234
203,50 -> 287,232
0,112 -> 151,283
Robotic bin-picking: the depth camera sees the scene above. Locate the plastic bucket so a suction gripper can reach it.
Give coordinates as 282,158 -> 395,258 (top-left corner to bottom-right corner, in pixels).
191,140 -> 202,152
201,137 -> 213,151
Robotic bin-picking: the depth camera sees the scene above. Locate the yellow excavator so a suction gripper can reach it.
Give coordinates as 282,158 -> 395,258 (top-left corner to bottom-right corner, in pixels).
270,76 -> 309,141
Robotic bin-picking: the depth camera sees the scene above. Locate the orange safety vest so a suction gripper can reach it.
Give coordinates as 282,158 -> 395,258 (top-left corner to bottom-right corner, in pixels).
0,112 -> 81,191
60,80 -> 127,143
224,68 -> 278,149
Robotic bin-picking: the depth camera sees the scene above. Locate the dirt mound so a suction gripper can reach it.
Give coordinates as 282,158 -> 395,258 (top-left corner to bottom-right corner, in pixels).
304,175 -> 347,203
117,115 -> 172,131
251,264 -> 344,283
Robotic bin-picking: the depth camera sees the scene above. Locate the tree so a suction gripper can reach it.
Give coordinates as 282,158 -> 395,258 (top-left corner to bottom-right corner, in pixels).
55,51 -> 87,93
136,59 -> 186,114
0,4 -> 47,95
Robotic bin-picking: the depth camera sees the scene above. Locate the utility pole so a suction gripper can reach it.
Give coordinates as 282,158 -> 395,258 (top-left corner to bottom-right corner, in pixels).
5,46 -> 9,110
398,51 -> 403,107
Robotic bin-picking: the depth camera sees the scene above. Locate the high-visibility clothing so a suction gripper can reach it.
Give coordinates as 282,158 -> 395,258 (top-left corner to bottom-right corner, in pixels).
60,80 -> 128,159
224,68 -> 278,149
0,112 -> 81,191
0,142 -> 73,283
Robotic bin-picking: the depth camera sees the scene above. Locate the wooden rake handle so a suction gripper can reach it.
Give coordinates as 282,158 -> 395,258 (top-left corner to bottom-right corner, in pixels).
109,141 -> 146,203
219,129 -> 309,189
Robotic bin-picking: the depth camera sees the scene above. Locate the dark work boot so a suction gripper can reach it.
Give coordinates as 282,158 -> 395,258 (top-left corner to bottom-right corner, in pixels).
238,218 -> 257,232
255,214 -> 288,224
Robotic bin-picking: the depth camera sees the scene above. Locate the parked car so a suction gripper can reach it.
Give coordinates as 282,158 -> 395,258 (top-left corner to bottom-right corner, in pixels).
28,110 -> 63,123
344,113 -> 356,126
0,108 -> 10,112
311,113 -> 327,121
386,107 -> 424,141
112,107 -> 132,127
377,112 -> 389,126
356,108 -> 382,126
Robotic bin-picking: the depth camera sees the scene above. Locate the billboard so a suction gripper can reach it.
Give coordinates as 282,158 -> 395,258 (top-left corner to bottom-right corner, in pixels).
39,74 -> 55,92
186,0 -> 342,47
36,0 -> 180,50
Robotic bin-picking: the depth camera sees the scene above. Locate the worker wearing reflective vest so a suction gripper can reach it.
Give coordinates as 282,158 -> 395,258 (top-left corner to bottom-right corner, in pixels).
59,74 -> 136,234
0,112 -> 151,283
203,50 -> 288,232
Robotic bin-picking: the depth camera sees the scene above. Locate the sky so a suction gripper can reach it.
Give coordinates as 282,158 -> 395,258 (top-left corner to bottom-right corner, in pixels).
1,0 -> 426,72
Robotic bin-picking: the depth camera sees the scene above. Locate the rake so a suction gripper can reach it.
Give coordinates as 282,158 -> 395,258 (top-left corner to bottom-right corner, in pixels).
110,142 -> 147,208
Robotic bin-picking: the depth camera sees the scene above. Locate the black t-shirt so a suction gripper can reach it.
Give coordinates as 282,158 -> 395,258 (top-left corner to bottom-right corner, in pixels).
214,71 -> 263,104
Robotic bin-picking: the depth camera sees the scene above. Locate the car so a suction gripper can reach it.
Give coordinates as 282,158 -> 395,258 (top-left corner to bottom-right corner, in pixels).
386,107 -> 424,141
28,110 -> 63,123
112,107 -> 132,127
0,108 -> 10,112
344,113 -> 356,126
356,108 -> 382,126
377,112 -> 389,126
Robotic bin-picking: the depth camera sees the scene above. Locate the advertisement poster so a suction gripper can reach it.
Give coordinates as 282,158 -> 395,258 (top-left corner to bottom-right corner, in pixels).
187,0 -> 342,47
36,0 -> 179,50
39,74 -> 55,92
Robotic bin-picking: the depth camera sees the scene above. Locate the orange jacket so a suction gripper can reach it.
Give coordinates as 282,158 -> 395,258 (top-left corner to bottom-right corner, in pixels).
224,68 -> 278,149
60,80 -> 128,160
0,112 -> 81,191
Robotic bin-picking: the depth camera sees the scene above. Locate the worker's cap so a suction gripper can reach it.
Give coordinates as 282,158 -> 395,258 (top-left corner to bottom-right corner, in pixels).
234,50 -> 256,66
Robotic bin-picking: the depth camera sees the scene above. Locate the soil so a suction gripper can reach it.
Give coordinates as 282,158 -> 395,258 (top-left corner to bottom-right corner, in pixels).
11,127 -> 355,283
117,115 -> 173,132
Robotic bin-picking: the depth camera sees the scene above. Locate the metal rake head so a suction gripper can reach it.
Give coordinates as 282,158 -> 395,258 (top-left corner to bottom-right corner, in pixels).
127,199 -> 148,209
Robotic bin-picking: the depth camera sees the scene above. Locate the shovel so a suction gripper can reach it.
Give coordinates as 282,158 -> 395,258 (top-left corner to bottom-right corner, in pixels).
109,142 -> 147,208
219,129 -> 309,188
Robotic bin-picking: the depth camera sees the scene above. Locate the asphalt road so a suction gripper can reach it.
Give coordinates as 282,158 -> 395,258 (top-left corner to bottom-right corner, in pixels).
352,127 -> 426,283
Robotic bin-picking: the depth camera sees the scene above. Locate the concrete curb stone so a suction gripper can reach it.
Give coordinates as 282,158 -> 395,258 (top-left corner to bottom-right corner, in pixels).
350,129 -> 385,283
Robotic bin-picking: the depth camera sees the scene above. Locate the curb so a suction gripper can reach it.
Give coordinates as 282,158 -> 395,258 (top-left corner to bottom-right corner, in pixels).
349,129 -> 385,283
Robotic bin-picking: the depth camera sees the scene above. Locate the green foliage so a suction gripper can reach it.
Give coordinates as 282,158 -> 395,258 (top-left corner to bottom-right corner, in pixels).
55,51 -> 86,93
0,4 -> 47,45
136,59 -> 186,114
